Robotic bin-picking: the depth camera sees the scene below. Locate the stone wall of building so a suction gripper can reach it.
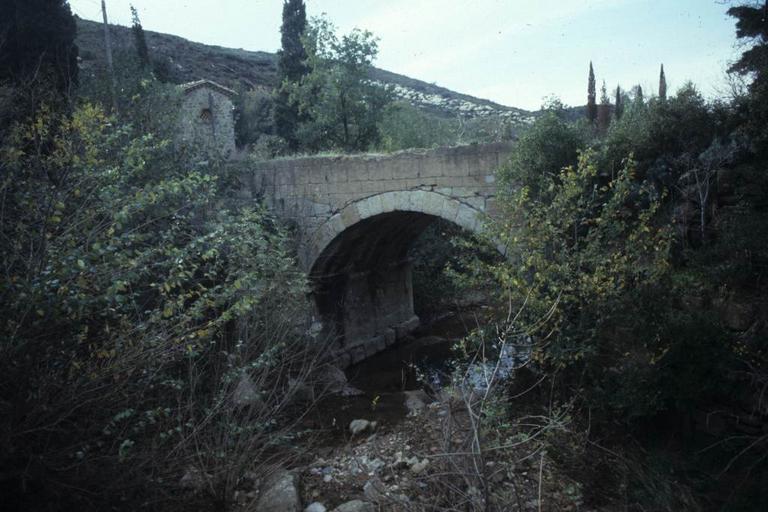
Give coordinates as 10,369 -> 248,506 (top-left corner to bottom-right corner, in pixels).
178,83 -> 236,158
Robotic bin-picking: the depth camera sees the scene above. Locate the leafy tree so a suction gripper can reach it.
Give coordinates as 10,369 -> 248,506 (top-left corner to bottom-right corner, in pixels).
289,16 -> 392,152
498,112 -> 587,201
130,4 -> 150,68
0,0 -> 79,136
587,61 -> 597,123
659,63 -> 667,100
727,1 -> 768,155
234,84 -> 275,148
0,0 -> 78,95
274,0 -> 309,151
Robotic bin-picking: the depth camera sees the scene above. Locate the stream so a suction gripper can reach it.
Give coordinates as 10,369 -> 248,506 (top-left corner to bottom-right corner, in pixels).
305,309 -> 486,441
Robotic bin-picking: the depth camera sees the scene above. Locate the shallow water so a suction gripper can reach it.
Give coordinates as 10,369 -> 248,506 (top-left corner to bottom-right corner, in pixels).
304,311 -> 475,441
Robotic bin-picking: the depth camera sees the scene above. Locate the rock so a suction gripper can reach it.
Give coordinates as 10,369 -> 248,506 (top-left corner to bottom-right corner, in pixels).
179,466 -> 210,491
233,373 -> 260,406
349,419 -> 377,436
403,389 -> 430,416
363,477 -> 387,503
332,500 -> 375,512
255,470 -> 300,512
724,300 -> 754,331
340,383 -> 365,396
305,503 -> 327,512
318,364 -> 349,394
288,377 -> 315,402
409,458 -> 430,474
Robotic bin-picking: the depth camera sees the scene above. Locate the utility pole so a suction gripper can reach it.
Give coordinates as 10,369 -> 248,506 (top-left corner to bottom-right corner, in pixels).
101,0 -> 118,114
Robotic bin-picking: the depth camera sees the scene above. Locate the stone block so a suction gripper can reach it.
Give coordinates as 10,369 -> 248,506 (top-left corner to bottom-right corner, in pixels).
349,345 -> 367,364
377,192 -> 396,214
340,204 -> 361,228
394,315 -> 420,338
440,199 -> 460,222
420,191 -> 444,217
384,328 -> 396,346
365,335 -> 386,357
455,205 -> 480,232
407,189 -> 429,212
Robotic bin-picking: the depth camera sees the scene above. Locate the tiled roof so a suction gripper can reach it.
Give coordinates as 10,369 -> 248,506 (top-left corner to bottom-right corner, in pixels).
180,79 -> 237,98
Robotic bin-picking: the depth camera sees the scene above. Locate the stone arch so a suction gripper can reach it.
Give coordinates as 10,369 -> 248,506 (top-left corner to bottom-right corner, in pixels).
305,190 -> 485,273
305,190 -> 487,366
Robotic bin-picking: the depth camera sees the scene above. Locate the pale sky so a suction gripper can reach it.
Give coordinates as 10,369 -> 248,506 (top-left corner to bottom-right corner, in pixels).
69,0 -> 741,111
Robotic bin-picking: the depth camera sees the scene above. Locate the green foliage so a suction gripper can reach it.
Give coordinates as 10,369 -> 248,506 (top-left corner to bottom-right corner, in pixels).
489,150 -> 672,371
0,98 -> 313,509
288,16 -> 393,152
79,50 -> 181,138
0,0 -> 78,95
378,102 -> 455,151
275,0 -> 309,150
497,112 -> 588,200
234,85 -> 275,148
728,1 -> 768,156
0,0 -> 79,137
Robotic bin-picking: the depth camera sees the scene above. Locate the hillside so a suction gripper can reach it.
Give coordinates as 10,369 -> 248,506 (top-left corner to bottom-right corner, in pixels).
75,17 -> 536,125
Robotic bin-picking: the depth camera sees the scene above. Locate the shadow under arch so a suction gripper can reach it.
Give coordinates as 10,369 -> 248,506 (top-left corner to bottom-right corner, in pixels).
306,190 -> 487,366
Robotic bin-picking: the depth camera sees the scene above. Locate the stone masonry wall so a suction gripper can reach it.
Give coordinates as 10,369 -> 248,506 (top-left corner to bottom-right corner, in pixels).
178,86 -> 236,158
241,141 -> 514,270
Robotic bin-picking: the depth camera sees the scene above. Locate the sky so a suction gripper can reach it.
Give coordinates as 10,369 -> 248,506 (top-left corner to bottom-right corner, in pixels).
68,0 -> 742,111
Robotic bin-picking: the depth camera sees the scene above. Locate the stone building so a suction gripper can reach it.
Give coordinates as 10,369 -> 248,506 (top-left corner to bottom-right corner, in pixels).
178,79 -> 236,158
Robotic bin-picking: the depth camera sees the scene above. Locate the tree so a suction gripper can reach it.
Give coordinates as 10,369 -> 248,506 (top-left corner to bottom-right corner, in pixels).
615,85 -> 624,119
289,16 -> 392,152
659,63 -> 667,100
587,61 -> 597,123
274,0 -> 309,151
727,0 -> 768,81
727,1 -> 768,155
0,0 -> 78,98
130,4 -> 150,68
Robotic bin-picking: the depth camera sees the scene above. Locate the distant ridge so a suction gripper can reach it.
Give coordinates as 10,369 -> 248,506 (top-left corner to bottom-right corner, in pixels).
74,17 -> 536,126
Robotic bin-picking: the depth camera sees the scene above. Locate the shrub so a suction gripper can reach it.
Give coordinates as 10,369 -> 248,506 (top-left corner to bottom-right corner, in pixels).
0,101 -> 319,510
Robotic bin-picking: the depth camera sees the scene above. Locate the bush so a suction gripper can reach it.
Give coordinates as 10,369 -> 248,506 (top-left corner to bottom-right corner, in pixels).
0,100 -> 319,510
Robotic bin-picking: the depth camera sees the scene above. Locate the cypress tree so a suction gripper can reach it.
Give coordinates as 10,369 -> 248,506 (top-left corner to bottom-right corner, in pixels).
275,0 -> 309,151
0,0 -> 79,96
635,84 -> 644,105
615,85 -> 624,119
659,63 -> 667,100
587,61 -> 597,123
131,5 -> 150,68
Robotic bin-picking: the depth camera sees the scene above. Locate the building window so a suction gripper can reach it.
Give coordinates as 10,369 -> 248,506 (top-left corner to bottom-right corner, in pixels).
200,108 -> 213,124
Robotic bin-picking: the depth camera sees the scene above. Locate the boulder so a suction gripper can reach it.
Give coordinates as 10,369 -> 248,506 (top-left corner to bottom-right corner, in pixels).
255,470 -> 300,512
403,389 -> 430,416
305,503 -> 327,512
332,500 -> 375,512
349,419 -> 377,436
233,373 -> 261,407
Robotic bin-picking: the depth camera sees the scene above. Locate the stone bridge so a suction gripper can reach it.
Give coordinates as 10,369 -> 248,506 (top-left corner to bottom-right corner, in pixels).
240,142 -> 514,366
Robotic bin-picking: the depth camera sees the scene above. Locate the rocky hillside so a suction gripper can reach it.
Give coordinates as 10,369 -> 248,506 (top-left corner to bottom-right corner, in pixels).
75,17 -> 535,125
